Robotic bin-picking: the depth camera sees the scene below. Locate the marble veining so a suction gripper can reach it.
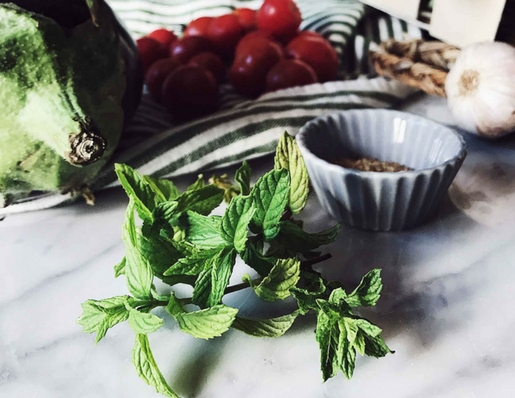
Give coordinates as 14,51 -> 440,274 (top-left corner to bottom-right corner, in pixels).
2,95 -> 515,398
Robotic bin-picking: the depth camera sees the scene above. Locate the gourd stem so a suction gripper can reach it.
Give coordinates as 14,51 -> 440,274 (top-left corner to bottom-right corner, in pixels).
65,118 -> 107,166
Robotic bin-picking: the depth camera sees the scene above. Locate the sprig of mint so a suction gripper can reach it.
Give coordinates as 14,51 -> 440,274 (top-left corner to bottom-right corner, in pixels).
78,132 -> 392,397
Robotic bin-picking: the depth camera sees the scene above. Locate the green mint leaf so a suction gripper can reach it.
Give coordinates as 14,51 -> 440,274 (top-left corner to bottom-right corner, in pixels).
186,174 -> 206,191
77,296 -> 130,343
337,326 -> 356,380
173,304 -> 238,339
265,239 -> 296,259
363,333 -> 393,358
115,164 -> 157,221
132,334 -> 179,397
316,298 -> 340,317
313,293 -> 393,381
176,185 -> 224,215
341,318 -> 359,346
274,132 -> 309,215
235,161 -> 252,196
151,289 -> 171,302
355,318 -> 383,338
299,272 -> 327,296
166,293 -> 185,317
245,258 -> 300,302
345,269 -> 383,308
274,221 -> 341,254
291,274 -> 327,315
241,244 -> 275,277
139,222 -> 196,286
164,248 -> 220,277
143,175 -> 180,202
114,257 -> 126,278
153,201 -> 179,231
209,174 -> 240,203
191,267 -> 212,308
150,204 -> 185,245
232,311 -> 299,337
122,202 -> 153,300
172,228 -> 187,242
327,288 -> 353,314
315,310 -> 339,382
221,195 -> 255,253
335,320 -> 351,379
208,249 -> 237,306
315,301 -> 363,381
186,212 -> 228,249
192,248 -> 237,307
354,331 -> 366,355
139,228 -> 184,277
128,308 -> 163,334
251,169 -> 290,240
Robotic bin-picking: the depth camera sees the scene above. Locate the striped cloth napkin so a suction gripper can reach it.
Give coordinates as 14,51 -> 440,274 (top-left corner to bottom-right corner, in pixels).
1,0 -> 421,215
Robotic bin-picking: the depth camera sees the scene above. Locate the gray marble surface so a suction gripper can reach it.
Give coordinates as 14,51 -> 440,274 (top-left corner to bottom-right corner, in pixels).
2,95 -> 515,398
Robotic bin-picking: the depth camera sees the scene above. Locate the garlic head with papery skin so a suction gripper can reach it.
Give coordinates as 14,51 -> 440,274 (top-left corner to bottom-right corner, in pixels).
445,41 -> 515,138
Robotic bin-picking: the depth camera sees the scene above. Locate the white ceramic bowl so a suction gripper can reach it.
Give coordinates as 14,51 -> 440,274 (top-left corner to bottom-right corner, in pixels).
297,109 -> 467,231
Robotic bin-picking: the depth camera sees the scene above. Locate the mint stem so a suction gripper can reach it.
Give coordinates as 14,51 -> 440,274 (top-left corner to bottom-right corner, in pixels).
135,300 -> 169,311
142,255 -> 334,311
301,253 -> 332,270
225,280 -> 254,295
163,280 -> 256,308
179,280 -> 256,306
165,255 -> 333,308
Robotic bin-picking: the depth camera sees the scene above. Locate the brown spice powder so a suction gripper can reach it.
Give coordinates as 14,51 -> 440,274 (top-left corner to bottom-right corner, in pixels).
332,157 -> 412,172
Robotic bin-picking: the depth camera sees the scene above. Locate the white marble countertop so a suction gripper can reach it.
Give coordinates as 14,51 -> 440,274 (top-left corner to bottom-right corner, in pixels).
2,95 -> 515,398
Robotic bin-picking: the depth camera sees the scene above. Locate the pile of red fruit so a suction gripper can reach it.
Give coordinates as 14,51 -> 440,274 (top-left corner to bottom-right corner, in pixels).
136,0 -> 339,120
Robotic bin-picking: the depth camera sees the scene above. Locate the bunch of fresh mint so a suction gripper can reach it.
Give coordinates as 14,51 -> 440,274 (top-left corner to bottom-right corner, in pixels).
78,132 -> 392,397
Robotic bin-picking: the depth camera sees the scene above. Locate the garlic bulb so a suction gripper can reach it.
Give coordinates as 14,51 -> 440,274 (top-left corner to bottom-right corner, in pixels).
445,41 -> 515,138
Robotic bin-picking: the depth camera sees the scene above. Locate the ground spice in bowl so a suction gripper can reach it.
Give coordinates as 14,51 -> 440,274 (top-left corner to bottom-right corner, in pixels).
332,157 -> 412,172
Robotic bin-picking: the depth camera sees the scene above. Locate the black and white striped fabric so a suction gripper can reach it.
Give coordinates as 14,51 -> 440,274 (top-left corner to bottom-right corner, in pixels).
1,0 -> 421,215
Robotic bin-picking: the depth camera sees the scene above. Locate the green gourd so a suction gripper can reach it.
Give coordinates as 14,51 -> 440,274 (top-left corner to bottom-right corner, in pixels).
0,0 -> 142,204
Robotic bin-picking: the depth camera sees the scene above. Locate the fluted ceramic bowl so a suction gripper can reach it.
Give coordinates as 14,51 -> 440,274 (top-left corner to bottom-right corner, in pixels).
297,109 -> 467,231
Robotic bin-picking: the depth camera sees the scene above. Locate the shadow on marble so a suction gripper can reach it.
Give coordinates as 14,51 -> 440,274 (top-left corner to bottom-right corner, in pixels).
171,336 -> 230,397
449,134 -> 515,227
158,194 -> 482,398
166,312 -> 320,398
310,195 -> 479,350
